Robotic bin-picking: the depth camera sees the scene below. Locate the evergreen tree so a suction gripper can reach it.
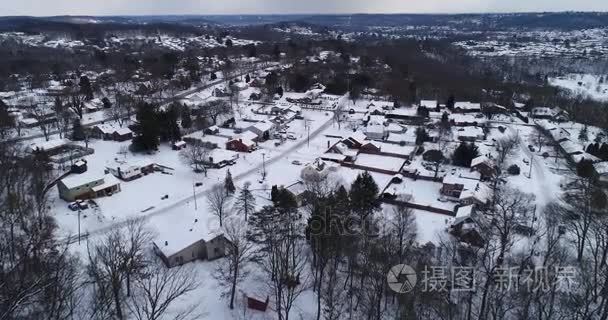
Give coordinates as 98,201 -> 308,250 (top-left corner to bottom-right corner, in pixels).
600,143 -> 608,160
452,142 -> 480,167
71,119 -> 85,141
271,185 -> 280,202
158,106 -> 181,142
274,188 -> 298,212
579,125 -> 589,142
415,127 -> 429,145
224,170 -> 236,194
446,94 -> 455,110
245,74 -> 251,83
349,171 -> 380,219
577,159 -> 595,178
210,72 -> 217,81
181,106 -> 192,129
132,103 -> 160,152
79,75 -> 94,100
0,99 -> 12,135
416,106 -> 429,117
235,182 -> 256,221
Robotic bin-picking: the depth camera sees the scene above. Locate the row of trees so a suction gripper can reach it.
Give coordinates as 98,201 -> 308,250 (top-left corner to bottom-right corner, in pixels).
0,142 -> 201,320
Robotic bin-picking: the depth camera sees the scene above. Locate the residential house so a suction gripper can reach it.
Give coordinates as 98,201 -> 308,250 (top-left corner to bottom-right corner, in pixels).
470,156 -> 496,180
105,160 -> 155,181
440,175 -> 490,206
449,204 -> 485,247
172,141 -> 187,150
247,121 -> 274,141
449,114 -> 486,127
593,161 -> 608,187
153,219 -> 227,268
57,172 -> 121,201
456,127 -> 484,142
226,134 -> 256,153
204,149 -> 239,168
326,141 -> 358,163
453,102 -> 481,113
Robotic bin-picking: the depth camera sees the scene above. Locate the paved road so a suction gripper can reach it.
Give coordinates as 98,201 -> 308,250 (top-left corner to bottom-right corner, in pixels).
6,63 -> 274,144
64,116 -> 334,244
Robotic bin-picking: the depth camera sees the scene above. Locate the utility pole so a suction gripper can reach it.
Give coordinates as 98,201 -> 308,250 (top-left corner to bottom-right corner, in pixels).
78,209 -> 81,245
528,154 -> 533,179
262,153 -> 266,180
193,183 -> 198,210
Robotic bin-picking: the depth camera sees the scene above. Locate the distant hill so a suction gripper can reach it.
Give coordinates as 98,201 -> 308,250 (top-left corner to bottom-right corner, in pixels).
0,12 -> 607,34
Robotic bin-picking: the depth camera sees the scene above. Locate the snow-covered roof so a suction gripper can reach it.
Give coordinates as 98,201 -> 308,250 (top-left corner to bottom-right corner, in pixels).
27,138 -> 69,152
386,132 -> 417,144
250,121 -> 273,132
94,124 -> 116,134
114,127 -> 132,135
60,171 -> 106,190
459,183 -> 491,203
456,127 -> 484,139
420,100 -> 438,109
208,149 -> 238,163
91,174 -> 121,192
471,156 -> 492,168
347,131 -> 367,145
153,216 -> 221,258
559,139 -> 583,154
594,161 -> 608,175
456,204 -> 474,218
454,102 -> 481,110
449,114 -> 486,124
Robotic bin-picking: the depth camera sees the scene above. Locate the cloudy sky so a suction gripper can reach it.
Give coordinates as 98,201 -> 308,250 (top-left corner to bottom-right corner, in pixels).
2,0 -> 607,16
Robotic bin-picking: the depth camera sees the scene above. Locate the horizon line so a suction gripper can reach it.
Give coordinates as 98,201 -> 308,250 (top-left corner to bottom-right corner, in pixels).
1,10 -> 607,18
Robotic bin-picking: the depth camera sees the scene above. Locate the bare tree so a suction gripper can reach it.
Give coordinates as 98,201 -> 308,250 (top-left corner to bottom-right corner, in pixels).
234,182 -> 256,221
179,141 -> 211,175
249,205 -> 310,320
495,133 -> 520,169
68,88 -> 87,120
202,100 -> 231,125
207,185 -> 232,227
28,103 -> 53,141
213,218 -> 254,309
127,262 -> 201,320
87,220 -> 153,320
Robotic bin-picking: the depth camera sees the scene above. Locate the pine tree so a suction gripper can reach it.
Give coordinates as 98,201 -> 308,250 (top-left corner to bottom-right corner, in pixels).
452,142 -> 480,167
225,170 -> 236,194
235,182 -> 256,221
446,94 -> 455,110
579,125 -> 589,142
79,75 -> 94,100
181,106 -> 192,129
132,103 -> 160,152
245,74 -> 251,83
71,119 -> 85,141
349,171 -> 380,219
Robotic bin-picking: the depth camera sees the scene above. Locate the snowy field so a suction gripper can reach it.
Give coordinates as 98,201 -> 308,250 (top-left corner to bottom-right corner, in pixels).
549,74 -> 608,101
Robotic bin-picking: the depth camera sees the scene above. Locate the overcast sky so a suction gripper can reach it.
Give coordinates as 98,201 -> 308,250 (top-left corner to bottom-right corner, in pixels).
2,0 -> 607,16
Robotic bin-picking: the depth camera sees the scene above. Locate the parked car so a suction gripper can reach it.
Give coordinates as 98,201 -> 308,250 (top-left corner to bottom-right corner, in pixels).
68,200 -> 89,211
291,160 -> 302,165
528,145 -> 535,152
287,134 -> 297,140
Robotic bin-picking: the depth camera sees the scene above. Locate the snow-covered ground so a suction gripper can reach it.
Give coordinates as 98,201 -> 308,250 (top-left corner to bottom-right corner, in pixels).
549,74 -> 608,101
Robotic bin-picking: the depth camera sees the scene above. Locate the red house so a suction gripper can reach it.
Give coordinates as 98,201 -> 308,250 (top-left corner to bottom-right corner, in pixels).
226,138 -> 256,153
